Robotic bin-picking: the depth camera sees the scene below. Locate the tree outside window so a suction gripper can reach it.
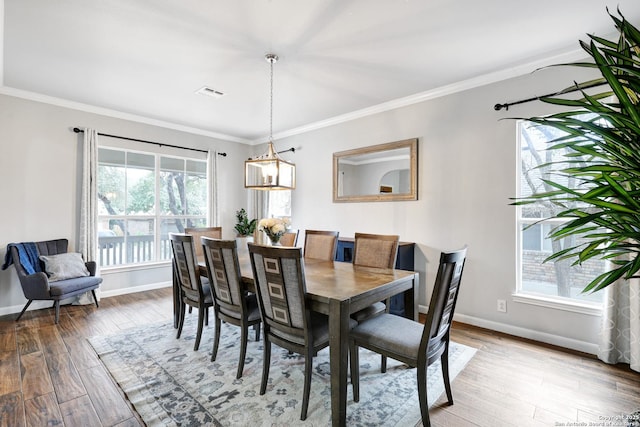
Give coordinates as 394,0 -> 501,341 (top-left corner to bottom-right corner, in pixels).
518,120 -> 605,304
97,148 -> 207,267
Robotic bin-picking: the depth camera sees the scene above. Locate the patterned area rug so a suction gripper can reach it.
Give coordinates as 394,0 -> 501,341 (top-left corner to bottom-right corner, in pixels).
89,316 -> 477,426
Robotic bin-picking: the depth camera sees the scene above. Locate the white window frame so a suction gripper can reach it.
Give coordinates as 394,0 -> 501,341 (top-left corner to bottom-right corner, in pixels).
97,143 -> 208,270
515,120 -> 603,315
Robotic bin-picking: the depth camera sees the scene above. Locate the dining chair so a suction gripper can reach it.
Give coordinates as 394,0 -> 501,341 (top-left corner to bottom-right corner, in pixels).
180,227 -> 222,318
303,229 -> 339,261
184,226 -> 222,259
350,232 -> 399,318
248,243 -> 356,420
201,237 -> 261,379
349,246 -> 468,427
353,232 -> 399,269
351,232 -> 400,371
279,229 -> 299,247
170,233 -> 214,351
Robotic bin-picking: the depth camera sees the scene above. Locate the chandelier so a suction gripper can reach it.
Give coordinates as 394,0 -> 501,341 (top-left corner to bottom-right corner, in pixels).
244,53 -> 296,190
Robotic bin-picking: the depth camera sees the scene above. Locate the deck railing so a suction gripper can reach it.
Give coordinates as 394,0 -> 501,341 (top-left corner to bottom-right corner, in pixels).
98,235 -> 172,266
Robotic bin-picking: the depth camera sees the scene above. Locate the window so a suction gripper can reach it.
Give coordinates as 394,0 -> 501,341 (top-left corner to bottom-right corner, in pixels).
268,190 -> 291,221
97,147 -> 208,267
517,120 -> 605,305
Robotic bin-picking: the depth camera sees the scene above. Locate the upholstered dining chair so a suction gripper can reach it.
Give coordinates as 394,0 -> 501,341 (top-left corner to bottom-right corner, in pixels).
184,226 -> 222,259
351,232 -> 400,371
349,246 -> 468,427
248,243 -> 356,420
279,229 -> 299,247
350,232 -> 399,320
353,232 -> 399,269
170,233 -> 213,351
201,237 -> 261,378
303,229 -> 339,261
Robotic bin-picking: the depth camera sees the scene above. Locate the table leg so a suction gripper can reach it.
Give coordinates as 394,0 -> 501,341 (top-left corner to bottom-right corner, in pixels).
329,298 -> 350,427
403,273 -> 418,321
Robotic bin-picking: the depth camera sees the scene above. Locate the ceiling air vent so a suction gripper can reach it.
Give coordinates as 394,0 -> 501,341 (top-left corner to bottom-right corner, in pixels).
196,86 -> 225,98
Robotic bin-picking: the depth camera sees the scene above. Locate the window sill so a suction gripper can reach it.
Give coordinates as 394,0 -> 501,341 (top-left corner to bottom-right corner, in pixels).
512,293 -> 603,316
99,261 -> 171,275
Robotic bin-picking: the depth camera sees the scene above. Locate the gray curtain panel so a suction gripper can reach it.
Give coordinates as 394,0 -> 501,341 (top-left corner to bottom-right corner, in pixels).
598,277 -> 640,372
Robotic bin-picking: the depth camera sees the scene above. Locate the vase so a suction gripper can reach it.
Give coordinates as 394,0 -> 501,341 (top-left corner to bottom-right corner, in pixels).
269,236 -> 281,246
235,236 -> 253,253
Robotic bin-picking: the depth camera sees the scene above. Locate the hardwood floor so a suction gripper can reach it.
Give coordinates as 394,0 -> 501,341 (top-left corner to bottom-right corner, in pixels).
0,287 -> 638,426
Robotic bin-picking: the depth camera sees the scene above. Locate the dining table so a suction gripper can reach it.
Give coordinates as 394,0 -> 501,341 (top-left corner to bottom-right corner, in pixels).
193,244 -> 419,427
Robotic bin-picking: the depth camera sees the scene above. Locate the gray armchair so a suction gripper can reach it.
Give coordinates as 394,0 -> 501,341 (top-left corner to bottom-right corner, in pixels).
9,239 -> 101,323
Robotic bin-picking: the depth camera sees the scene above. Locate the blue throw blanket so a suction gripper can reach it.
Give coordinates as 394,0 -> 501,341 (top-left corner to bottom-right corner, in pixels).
2,243 -> 41,274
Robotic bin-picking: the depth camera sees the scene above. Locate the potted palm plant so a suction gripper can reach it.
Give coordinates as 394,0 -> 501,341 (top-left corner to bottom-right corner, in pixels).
514,9 -> 640,293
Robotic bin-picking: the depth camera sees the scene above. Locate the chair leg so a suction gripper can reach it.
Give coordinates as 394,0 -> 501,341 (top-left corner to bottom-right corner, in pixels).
172,261 -> 180,329
254,323 -> 261,341
205,307 -> 209,326
381,355 -> 387,373
211,315 -> 222,362
442,341 -> 453,404
194,306 -> 206,351
176,302 -> 186,339
54,300 -> 61,324
91,290 -> 99,308
15,300 -> 33,322
260,337 -> 271,395
237,323 -> 248,379
301,348 -> 313,421
417,364 -> 431,427
350,341 -> 360,402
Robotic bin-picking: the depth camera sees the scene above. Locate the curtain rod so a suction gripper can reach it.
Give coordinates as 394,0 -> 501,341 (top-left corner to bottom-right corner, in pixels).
494,80 -> 607,111
73,127 -> 227,156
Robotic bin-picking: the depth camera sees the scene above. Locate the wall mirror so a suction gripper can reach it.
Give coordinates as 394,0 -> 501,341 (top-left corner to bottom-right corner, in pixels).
333,138 -> 418,202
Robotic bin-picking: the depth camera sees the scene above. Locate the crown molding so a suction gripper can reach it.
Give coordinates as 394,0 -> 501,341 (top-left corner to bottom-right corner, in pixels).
1,43 -> 586,147
0,85 -> 251,144
254,47 -> 588,144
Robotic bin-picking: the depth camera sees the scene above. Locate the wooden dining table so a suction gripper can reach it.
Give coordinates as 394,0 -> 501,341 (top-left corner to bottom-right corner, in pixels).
193,246 -> 419,427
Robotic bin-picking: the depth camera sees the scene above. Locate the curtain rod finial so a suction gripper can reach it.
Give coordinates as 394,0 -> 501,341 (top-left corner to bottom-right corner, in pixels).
494,103 -> 508,111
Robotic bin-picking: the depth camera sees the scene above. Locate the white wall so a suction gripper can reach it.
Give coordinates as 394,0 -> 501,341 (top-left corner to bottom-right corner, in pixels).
0,93 -> 251,315
280,64 -> 604,353
0,61 -> 606,354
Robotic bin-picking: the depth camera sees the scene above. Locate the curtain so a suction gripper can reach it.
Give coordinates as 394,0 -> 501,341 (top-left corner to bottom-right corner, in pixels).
77,128 -> 100,304
598,277 -> 640,372
249,190 -> 269,244
207,150 -> 219,226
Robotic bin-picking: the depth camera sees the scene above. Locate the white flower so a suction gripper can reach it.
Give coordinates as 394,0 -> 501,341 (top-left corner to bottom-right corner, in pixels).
258,217 -> 290,242
271,223 -> 285,234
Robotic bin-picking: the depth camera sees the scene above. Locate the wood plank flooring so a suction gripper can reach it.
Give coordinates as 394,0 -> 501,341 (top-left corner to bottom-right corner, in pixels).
0,287 -> 638,426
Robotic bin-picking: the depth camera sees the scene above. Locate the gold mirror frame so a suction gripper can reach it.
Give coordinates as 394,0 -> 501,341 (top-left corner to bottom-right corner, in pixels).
333,138 -> 418,203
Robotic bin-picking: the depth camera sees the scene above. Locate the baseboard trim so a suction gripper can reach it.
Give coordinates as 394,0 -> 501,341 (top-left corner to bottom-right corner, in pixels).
0,281 -> 172,318
99,281 -> 172,298
452,313 -> 599,355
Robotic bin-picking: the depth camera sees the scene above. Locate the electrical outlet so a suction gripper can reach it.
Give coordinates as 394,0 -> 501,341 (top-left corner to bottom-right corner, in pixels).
497,299 -> 507,313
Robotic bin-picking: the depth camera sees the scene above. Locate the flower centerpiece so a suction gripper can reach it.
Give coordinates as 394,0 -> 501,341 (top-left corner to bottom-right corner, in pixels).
258,217 -> 290,245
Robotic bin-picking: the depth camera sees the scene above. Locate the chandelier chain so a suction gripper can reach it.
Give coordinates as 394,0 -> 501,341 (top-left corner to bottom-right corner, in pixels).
269,57 -> 274,143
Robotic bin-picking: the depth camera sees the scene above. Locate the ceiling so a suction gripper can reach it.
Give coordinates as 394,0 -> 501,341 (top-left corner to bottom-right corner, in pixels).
4,1 -> 640,144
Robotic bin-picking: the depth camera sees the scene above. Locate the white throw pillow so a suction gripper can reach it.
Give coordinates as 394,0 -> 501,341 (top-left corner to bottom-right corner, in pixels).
39,253 -> 90,282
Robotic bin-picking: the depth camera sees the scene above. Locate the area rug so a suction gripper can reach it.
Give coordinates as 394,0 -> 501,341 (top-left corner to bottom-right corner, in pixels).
88,316 -> 476,426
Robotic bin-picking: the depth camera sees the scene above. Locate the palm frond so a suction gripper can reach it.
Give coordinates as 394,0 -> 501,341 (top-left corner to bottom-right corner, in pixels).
516,9 -> 640,293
